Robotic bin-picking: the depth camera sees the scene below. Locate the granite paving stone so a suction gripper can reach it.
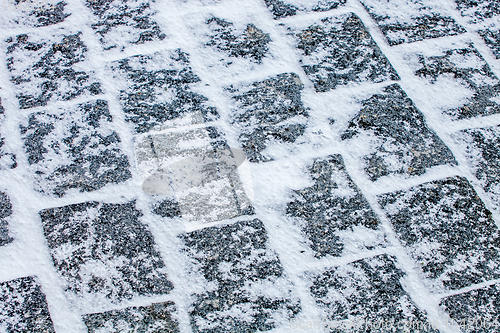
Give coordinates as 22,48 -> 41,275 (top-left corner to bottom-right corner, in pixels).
84,301 -> 179,333
413,45 -> 500,120
2,0 -> 500,330
20,99 -> 132,197
229,72 -> 308,162
310,254 -> 438,332
137,126 -> 254,223
0,191 -> 13,247
1,1 -> 70,28
291,13 -> 400,92
440,282 -> 500,333
39,200 -> 174,307
6,31 -> 102,109
379,176 -> 500,291
180,219 -> 300,333
151,198 -> 182,218
263,0 -> 347,19
454,0 -> 500,23
85,0 -> 165,51
0,276 -> 55,332
361,0 -> 466,45
479,27 -> 500,59
206,17 -> 271,63
110,50 -> 218,134
0,98 -> 16,170
286,154 -> 386,258
341,83 -> 457,181
453,125 -> 500,210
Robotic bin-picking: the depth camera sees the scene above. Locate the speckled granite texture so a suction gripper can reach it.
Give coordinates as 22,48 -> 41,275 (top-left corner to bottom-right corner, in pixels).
1,0 -> 500,332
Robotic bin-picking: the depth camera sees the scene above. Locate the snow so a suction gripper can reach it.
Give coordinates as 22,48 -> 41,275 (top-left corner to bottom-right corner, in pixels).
0,0 -> 500,332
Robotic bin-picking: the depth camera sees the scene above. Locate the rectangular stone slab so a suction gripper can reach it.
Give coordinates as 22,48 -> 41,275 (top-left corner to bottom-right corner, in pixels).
454,0 -> 500,23
379,176 -> 500,291
229,72 -> 308,162
361,0 -> 466,45
1,1 -> 70,28
6,31 -> 102,109
453,125 -> 500,211
20,99 -> 132,197
440,282 -> 500,332
263,0 -> 346,19
85,0 -> 165,51
109,50 -> 218,134
83,301 -> 179,333
39,200 -> 173,310
291,13 -> 400,92
479,27 -> 500,59
0,276 -> 55,332
286,154 -> 386,258
412,45 -> 500,120
206,17 -> 271,64
310,254 -> 438,332
180,219 -> 300,332
0,191 -> 13,247
341,83 -> 457,181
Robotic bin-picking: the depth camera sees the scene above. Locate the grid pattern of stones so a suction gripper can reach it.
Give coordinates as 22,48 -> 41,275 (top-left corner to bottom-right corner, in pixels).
0,0 -> 499,332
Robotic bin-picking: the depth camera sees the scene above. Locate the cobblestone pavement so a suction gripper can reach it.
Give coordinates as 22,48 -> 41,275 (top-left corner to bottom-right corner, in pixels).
0,0 -> 500,332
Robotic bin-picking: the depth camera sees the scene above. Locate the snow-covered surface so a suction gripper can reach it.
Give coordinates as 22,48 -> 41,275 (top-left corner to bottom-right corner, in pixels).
0,0 -> 500,332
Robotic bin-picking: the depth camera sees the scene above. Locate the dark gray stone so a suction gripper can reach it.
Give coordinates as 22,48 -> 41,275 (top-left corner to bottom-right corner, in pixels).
455,0 -> 500,23
0,192 -> 13,247
379,176 -> 500,291
6,32 -> 102,109
341,84 -> 457,181
286,154 -> 385,258
20,99 -> 132,197
293,13 -> 400,92
0,276 -> 55,332
39,200 -> 173,304
0,98 -> 16,170
479,28 -> 500,59
2,1 -> 69,27
453,125 -> 500,210
152,198 -> 181,218
263,0 -> 297,19
311,254 -> 438,332
206,18 -> 271,63
230,73 -> 308,162
415,45 -> 500,120
361,0 -> 466,45
30,2 -> 70,27
263,0 -> 346,19
84,301 -> 179,333
86,0 -> 165,50
110,50 -> 218,134
180,219 -> 300,332
441,283 -> 500,333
